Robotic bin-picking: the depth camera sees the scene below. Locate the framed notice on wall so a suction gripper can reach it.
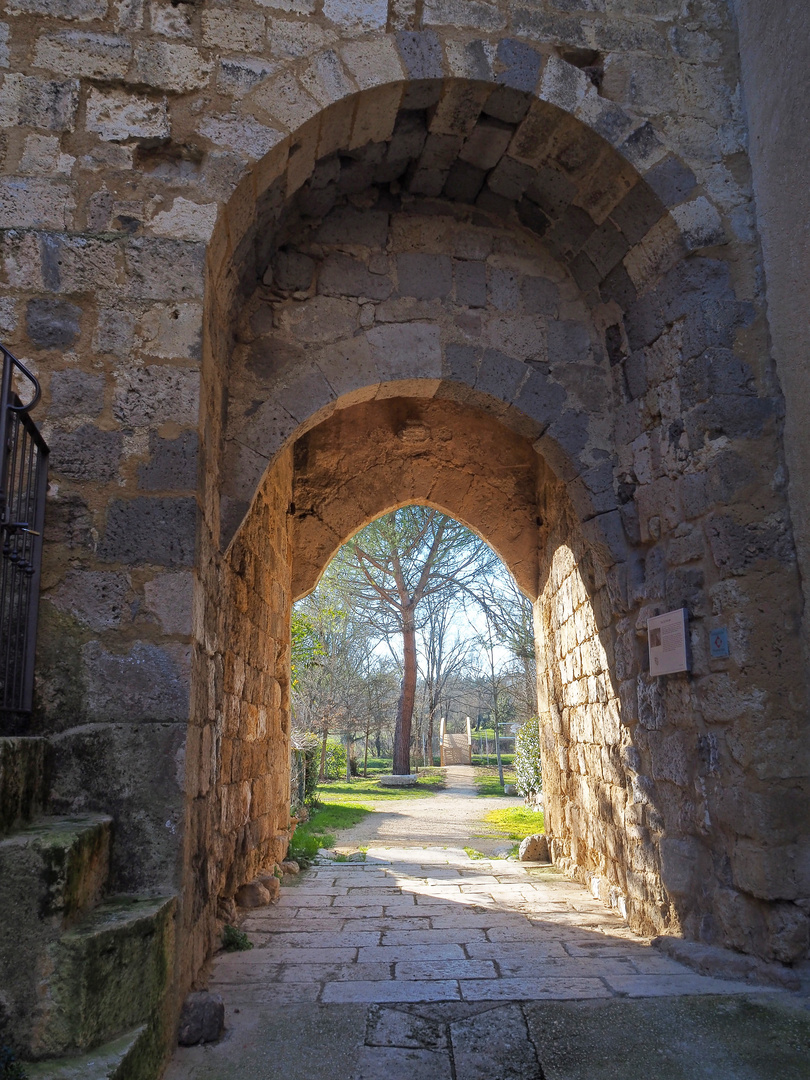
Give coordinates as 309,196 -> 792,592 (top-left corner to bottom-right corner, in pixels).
647,608 -> 690,676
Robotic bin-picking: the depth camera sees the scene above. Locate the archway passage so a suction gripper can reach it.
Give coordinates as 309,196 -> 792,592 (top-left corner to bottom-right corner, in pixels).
188,73 -> 809,997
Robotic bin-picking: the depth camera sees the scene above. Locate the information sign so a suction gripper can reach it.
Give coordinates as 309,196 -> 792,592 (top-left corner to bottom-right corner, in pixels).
648,608 -> 690,676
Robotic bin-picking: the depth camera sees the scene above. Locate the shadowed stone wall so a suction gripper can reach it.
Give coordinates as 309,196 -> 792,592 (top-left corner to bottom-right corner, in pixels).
0,0 -> 807,1055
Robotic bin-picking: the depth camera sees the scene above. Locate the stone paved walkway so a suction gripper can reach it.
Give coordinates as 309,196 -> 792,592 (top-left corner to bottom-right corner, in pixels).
165,771 -> 809,1079
209,849 -> 769,1007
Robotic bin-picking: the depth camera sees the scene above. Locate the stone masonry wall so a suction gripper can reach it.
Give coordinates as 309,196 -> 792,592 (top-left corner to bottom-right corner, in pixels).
181,446 -> 293,980
0,0 -> 807,1046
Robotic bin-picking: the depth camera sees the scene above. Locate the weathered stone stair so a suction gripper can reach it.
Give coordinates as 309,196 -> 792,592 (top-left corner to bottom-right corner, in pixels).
0,737 -> 175,1080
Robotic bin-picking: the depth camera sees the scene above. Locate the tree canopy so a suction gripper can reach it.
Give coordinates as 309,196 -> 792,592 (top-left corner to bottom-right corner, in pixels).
291,504 -> 537,777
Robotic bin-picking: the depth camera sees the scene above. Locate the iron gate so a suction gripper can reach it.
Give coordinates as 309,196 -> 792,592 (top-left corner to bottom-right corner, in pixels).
0,345 -> 48,726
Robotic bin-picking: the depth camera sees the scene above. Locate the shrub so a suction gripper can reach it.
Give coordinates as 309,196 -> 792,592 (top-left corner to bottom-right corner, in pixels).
303,744 -> 320,805
515,719 -> 543,798
323,741 -> 346,780
222,925 -> 253,952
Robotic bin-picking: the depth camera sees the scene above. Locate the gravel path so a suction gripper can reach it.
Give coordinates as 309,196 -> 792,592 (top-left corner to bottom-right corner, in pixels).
330,765 -> 531,855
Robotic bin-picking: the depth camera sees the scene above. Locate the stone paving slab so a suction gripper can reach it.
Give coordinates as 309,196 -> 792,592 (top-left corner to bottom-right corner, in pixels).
165,996 -> 810,1080
211,844 -> 797,1012
164,777 -> 808,1079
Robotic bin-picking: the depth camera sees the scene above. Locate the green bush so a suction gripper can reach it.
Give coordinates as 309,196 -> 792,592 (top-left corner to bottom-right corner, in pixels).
303,744 -> 320,805
514,719 -> 543,798
323,741 -> 346,780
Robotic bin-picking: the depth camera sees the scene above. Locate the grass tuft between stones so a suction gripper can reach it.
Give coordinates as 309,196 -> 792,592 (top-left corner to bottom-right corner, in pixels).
222,925 -> 253,952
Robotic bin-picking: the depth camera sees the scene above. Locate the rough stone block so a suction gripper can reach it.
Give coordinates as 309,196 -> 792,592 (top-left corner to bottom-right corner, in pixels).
82,640 -> 190,721
49,370 -> 104,418
367,322 -> 442,382
113,365 -> 200,427
201,10 -> 265,50
124,237 -> 205,300
34,31 -> 131,79
132,41 -> 211,93
316,206 -> 390,250
323,0 -> 387,31
50,425 -> 123,483
41,896 -> 175,1056
458,116 -> 513,170
138,431 -> 199,491
396,253 -> 452,299
0,178 -> 75,230
26,298 -> 81,350
319,253 -> 392,300
178,991 -> 225,1046
99,496 -> 197,566
49,723 -> 186,893
86,87 -> 169,142
521,276 -> 559,315
51,570 -> 130,632
423,0 -> 504,31
94,307 -> 136,357
644,155 -> 698,208
0,73 -> 79,132
0,737 -> 50,835
489,267 -> 521,312
454,260 -> 487,307
143,571 -> 193,636
235,880 -> 271,907
396,30 -> 444,80
519,834 -> 549,861
218,57 -> 276,98
495,37 -> 543,92
444,159 -> 486,202
7,0 -> 107,17
137,301 -> 203,360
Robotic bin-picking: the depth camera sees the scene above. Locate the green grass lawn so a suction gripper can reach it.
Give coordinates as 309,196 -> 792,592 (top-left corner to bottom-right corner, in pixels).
474,766 -> 517,796
472,752 -> 515,767
482,805 -> 545,845
317,771 -> 446,803
289,802 -> 372,862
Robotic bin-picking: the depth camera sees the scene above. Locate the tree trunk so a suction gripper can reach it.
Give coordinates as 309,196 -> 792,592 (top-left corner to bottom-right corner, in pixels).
426,707 -> 434,767
393,615 -> 417,774
493,699 -> 504,787
319,724 -> 329,781
364,721 -> 370,777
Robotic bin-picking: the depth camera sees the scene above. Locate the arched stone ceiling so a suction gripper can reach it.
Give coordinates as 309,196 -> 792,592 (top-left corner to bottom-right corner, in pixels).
289,395 -> 546,600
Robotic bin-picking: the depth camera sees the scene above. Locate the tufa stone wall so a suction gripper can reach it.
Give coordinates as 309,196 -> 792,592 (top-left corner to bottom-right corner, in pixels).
0,0 -> 806,1057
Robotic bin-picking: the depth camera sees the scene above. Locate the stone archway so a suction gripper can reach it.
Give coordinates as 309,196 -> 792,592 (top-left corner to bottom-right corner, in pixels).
185,67 -> 808,988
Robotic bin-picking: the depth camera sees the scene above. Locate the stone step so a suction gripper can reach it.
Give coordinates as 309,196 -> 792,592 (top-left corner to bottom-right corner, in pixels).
32,895 -> 177,1058
24,1025 -> 148,1080
0,814 -> 113,1054
0,813 -> 112,927
0,736 -> 51,835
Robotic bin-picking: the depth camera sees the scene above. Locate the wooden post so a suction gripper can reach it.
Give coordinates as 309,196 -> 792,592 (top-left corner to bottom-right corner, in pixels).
466,716 -> 472,765
439,716 -> 446,767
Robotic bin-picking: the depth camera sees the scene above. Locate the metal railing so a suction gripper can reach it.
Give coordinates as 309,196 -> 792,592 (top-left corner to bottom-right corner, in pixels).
0,345 -> 48,725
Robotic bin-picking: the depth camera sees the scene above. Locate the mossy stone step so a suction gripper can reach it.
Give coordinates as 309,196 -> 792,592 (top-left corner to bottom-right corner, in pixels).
0,737 -> 51,834
24,1026 -> 147,1080
0,815 -> 114,1055
33,896 -> 176,1058
0,814 -> 111,925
